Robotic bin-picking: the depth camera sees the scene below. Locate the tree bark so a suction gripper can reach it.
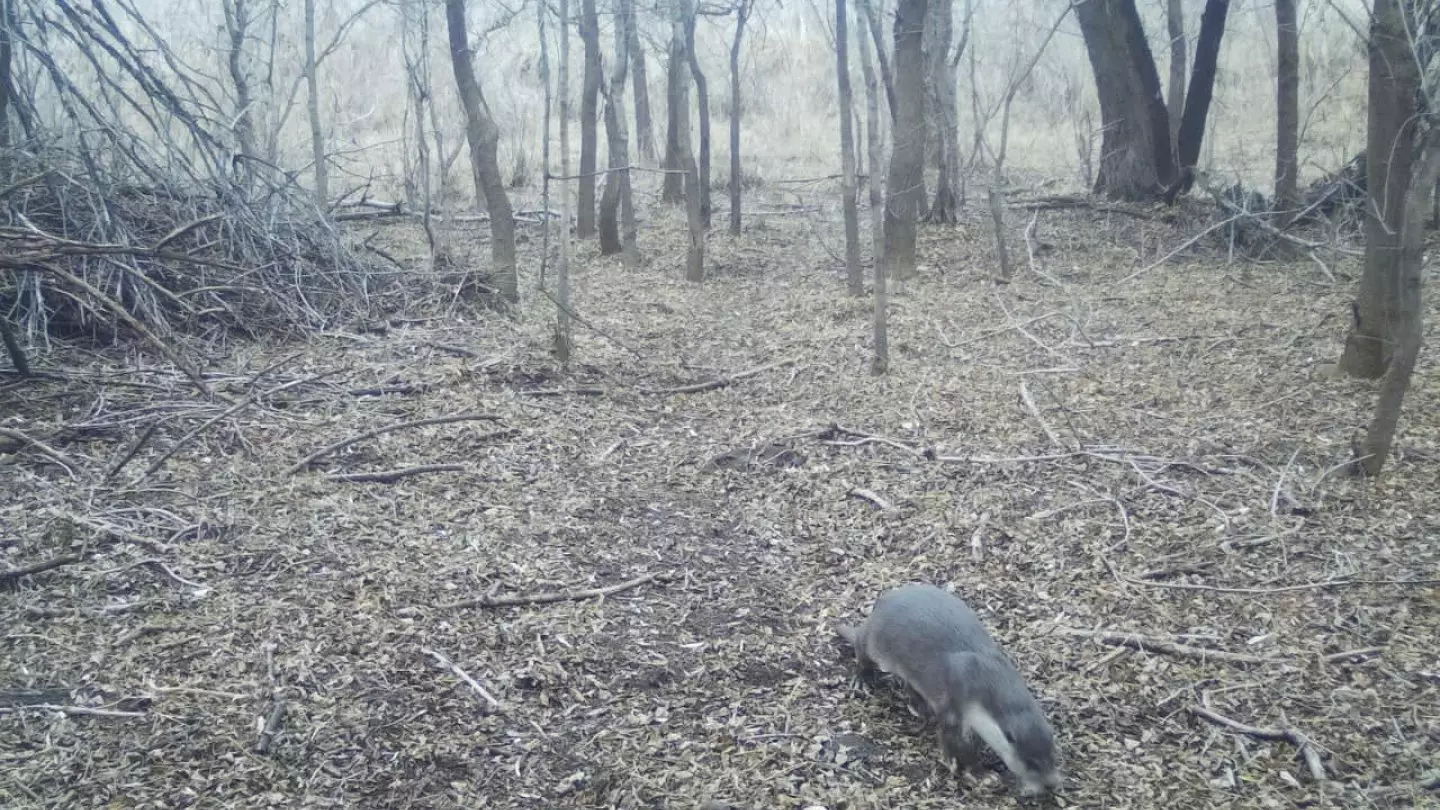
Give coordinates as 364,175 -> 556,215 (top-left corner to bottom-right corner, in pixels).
1274,0 -> 1299,223
662,28 -> 686,203
858,3 -> 887,374
627,5 -> 657,164
1340,0 -> 1417,379
221,0 -> 257,174
884,0 -> 927,283
858,0 -> 897,123
672,0 -> 704,281
1170,0 -> 1230,198
728,0 -> 751,236
555,0 -> 574,358
684,7 -> 712,229
304,0 -> 327,206
837,0 -> 862,295
923,0 -> 958,223
599,0 -> 639,268
1075,0 -> 1174,201
577,0 -> 602,238
1165,0 -> 1185,158
444,0 -> 518,303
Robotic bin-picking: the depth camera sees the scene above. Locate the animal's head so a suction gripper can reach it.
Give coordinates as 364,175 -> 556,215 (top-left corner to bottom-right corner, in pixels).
998,705 -> 1060,796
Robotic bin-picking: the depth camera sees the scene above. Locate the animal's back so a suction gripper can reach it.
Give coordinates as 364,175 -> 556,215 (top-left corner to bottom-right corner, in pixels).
862,584 -> 1004,673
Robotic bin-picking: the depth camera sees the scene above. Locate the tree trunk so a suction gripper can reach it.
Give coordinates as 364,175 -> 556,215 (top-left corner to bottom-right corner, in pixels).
444,0 -> 518,303
221,0 -> 257,175
1274,0 -> 1299,223
1356,135 -> 1437,476
1164,0 -> 1185,158
1340,0 -> 1417,380
1075,0 -> 1174,201
627,5 -> 657,164
662,30 -> 686,204
304,0 -> 327,206
577,0 -> 602,238
858,0 -> 897,123
728,0 -> 751,236
1170,0 -> 1230,198
555,0 -> 574,358
672,0 -> 704,281
599,0 -> 638,268
859,4 -> 887,374
884,0 -> 927,283
924,0 -> 958,223
837,0 -> 862,295
684,8 -> 712,229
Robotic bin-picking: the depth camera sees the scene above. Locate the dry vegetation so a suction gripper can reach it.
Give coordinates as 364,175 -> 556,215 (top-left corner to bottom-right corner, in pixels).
3,175 -> 1439,807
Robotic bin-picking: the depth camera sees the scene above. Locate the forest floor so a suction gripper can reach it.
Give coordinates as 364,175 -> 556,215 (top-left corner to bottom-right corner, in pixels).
2,191 -> 1439,809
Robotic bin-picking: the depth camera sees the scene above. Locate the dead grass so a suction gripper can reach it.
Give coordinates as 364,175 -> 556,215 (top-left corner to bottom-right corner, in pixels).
2,192 -> 1438,809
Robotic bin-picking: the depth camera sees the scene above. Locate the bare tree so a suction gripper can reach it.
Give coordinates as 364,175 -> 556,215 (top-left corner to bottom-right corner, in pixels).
884,0 -> 927,285
684,4 -> 712,228
1165,0 -> 1185,157
1075,0 -> 1175,200
857,9 -> 887,374
303,0 -> 327,205
728,0 -> 752,235
673,0 -> 705,281
662,21 -> 686,203
627,0 -> 657,163
837,0 -> 862,295
221,0 -> 257,169
577,0 -> 602,237
399,0 -> 437,251
858,0 -> 897,122
599,0 -> 639,267
924,0 -> 965,223
1274,0 -> 1299,224
556,0 -> 574,358
1341,0 -> 1438,475
1169,0 -> 1230,198
444,0 -> 518,302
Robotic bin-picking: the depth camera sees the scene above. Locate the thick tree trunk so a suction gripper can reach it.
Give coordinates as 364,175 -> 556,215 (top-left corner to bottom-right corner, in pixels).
627,4 -> 657,163
304,0 -> 328,206
728,0 -> 751,236
1075,0 -> 1174,201
577,0 -> 602,237
1274,0 -> 1299,223
684,8 -> 712,228
1165,0 -> 1185,158
837,0 -> 862,295
672,0 -> 704,281
662,31 -> 686,203
884,0 -> 927,282
1340,0 -> 1417,379
444,0 -> 518,303
859,5 -> 887,374
1170,0 -> 1230,198
599,0 -> 638,267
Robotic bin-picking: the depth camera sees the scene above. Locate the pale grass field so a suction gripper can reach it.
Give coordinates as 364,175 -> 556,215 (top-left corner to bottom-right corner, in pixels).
111,0 -> 1368,204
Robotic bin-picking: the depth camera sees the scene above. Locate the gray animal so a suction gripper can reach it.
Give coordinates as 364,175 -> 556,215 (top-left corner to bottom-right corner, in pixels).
838,583 -> 1061,796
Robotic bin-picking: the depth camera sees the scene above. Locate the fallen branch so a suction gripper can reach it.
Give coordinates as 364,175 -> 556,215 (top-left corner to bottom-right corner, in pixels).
254,699 -> 287,755
326,463 -> 465,483
440,572 -> 671,610
1187,704 -> 1327,782
0,703 -> 148,719
648,357 -> 800,396
1018,380 -> 1064,448
0,428 -> 79,477
847,487 -> 891,510
521,387 -> 606,396
1118,574 -> 1440,595
1057,627 -> 1276,665
424,647 -> 503,712
0,554 -> 84,588
286,412 -> 504,475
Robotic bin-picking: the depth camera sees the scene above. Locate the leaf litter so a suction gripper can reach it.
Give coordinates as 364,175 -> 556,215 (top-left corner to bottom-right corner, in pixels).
1,202 -> 1438,809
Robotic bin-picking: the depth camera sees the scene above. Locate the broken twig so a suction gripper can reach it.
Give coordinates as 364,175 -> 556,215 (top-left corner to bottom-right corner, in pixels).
440,572 -> 671,610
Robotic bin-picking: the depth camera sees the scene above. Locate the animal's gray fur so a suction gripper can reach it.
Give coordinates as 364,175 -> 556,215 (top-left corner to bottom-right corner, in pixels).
839,583 -> 1061,796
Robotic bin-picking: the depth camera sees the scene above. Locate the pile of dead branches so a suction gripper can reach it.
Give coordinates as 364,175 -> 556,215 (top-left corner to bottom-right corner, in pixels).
0,0 -> 395,383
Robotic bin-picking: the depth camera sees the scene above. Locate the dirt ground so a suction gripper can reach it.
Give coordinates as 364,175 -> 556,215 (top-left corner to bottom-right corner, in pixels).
2,199 -> 1438,809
